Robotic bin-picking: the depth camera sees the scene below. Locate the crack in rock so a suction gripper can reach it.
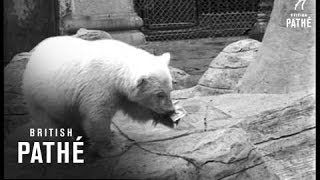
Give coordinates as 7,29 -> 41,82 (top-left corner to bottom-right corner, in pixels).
254,126 -> 315,145
226,94 -> 314,123
201,148 -> 256,166
203,103 -> 209,131
111,121 -> 207,167
217,162 -> 265,180
111,121 -> 136,142
209,65 -> 248,69
222,48 -> 259,54
136,130 -> 203,144
198,83 -> 232,90
135,143 -> 202,170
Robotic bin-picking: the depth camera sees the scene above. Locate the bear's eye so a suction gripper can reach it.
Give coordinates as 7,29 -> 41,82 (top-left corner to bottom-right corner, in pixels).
156,92 -> 166,99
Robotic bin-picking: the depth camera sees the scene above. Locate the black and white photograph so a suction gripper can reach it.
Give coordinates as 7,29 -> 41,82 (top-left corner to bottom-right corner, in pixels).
3,0 -> 315,179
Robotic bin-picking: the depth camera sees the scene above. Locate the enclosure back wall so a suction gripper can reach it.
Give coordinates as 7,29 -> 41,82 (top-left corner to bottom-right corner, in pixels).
134,0 -> 261,41
4,0 -> 265,65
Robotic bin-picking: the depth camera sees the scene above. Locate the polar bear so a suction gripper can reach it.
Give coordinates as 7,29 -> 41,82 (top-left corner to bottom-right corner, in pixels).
22,36 -> 175,156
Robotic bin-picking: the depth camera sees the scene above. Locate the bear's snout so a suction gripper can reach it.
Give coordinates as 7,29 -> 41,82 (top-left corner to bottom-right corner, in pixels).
166,110 -> 175,116
164,108 -> 175,116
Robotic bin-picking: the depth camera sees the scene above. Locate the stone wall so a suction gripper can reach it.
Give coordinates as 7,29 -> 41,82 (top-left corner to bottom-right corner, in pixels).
4,0 -> 58,65
237,0 -> 315,93
59,0 -> 145,45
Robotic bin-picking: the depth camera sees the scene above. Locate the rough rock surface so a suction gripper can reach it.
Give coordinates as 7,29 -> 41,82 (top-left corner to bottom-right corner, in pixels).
172,39 -> 261,99
169,67 -> 197,90
4,52 -> 31,138
236,0 -> 315,93
5,91 -> 315,179
72,28 -> 113,40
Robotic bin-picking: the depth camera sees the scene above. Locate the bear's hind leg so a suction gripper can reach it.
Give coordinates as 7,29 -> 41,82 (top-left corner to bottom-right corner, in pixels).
27,102 -> 64,142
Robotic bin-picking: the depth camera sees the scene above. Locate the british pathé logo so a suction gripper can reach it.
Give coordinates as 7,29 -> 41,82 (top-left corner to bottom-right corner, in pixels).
294,0 -> 306,10
18,128 -> 85,164
286,0 -> 312,28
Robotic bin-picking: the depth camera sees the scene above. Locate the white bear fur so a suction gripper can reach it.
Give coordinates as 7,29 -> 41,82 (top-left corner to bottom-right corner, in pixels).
22,36 -> 172,152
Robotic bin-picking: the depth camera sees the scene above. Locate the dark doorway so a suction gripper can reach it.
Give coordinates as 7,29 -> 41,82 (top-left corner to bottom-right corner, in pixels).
3,0 -> 59,66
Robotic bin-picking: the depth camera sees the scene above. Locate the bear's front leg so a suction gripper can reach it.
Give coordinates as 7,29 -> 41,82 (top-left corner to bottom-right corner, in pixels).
81,101 -> 118,158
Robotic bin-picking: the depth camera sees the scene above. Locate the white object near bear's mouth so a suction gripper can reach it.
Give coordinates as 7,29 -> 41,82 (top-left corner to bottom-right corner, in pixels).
170,102 -> 187,123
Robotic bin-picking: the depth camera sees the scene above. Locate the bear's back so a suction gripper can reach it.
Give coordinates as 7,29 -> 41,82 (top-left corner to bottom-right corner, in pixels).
24,36 -> 169,90
28,36 -> 154,68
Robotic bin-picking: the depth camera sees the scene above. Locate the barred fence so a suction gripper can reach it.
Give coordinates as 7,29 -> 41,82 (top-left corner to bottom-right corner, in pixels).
134,0 -> 261,41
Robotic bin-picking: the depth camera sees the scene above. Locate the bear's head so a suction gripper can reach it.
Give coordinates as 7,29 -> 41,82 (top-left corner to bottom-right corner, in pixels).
129,53 -> 175,116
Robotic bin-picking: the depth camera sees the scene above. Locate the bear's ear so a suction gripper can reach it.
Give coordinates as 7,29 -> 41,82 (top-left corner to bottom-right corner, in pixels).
159,52 -> 171,65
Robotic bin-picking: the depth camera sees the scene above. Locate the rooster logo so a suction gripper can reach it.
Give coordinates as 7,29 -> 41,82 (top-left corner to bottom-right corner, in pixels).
294,0 -> 306,10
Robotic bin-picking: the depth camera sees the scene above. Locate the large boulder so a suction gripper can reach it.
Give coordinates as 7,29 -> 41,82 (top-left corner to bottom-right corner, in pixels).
237,0 -> 315,93
72,28 -> 113,40
198,39 -> 260,92
172,39 -> 261,99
